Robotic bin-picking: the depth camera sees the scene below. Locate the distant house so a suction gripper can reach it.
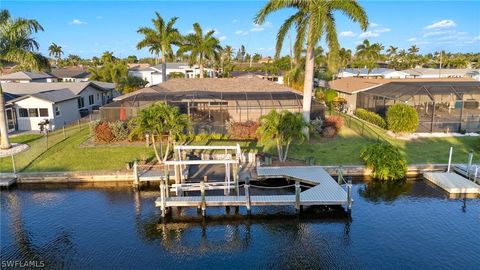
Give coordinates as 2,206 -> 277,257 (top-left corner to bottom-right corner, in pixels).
257,57 -> 273,64
105,77 -> 324,132
128,63 -> 215,86
403,68 -> 478,79
231,71 -> 284,85
49,67 -> 91,82
0,71 -> 56,83
338,68 -> 410,79
2,81 -> 118,132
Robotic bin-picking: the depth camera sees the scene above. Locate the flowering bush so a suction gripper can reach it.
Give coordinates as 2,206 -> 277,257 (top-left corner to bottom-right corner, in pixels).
324,115 -> 344,135
227,120 -> 260,139
94,122 -> 114,143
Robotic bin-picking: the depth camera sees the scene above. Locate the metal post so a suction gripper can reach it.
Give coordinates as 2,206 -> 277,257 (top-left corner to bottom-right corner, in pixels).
45,133 -> 49,149
447,147 -> 453,173
200,181 -> 206,217
347,178 -> 352,215
466,151 -> 473,179
338,165 -> 344,184
295,181 -> 300,212
11,155 -> 16,174
430,101 -> 436,133
474,166 -> 479,184
77,119 -> 81,131
160,179 -> 166,218
63,126 -> 66,139
133,160 -> 139,188
245,179 -> 251,215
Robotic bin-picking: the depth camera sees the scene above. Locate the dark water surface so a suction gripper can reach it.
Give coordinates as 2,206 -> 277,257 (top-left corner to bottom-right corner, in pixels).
1,180 -> 479,270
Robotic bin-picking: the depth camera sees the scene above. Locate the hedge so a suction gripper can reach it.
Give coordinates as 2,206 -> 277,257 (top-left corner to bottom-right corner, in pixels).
354,108 -> 387,129
386,104 -> 419,133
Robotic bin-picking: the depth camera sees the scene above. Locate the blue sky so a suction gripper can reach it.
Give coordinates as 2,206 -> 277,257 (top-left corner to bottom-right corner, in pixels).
3,0 -> 480,58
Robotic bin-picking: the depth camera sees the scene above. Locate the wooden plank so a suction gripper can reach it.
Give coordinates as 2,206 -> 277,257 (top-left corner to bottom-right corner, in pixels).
424,172 -> 480,194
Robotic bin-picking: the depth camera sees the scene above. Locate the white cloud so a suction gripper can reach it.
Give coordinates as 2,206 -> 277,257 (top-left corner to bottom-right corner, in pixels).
235,30 -> 249,36
369,22 -> 380,27
187,29 -> 195,34
359,31 -> 379,38
218,35 -> 227,41
423,30 -> 454,37
374,27 -> 391,33
340,31 -> 356,37
70,19 -> 87,25
407,37 -> 417,42
250,27 -> 264,32
424,19 -> 456,29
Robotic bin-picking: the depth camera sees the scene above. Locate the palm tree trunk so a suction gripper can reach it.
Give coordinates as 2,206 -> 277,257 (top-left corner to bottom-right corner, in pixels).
0,84 -> 12,149
302,37 -> 315,136
282,141 -> 291,162
161,53 -> 167,83
276,138 -> 283,162
162,139 -> 170,162
199,54 -> 205,78
151,134 -> 162,164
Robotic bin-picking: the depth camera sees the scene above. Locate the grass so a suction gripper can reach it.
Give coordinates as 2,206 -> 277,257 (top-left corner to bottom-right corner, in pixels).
2,122 -> 478,172
0,134 -> 44,172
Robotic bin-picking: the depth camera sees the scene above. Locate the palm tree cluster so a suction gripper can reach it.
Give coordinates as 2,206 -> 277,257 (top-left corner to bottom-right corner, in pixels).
48,42 -> 63,65
0,9 -> 50,149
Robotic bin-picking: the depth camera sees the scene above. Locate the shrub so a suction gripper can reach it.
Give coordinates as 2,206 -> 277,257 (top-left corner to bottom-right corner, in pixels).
310,118 -> 323,134
227,121 -> 260,139
386,104 -> 419,133
324,115 -> 344,135
94,122 -> 114,143
322,126 -> 336,138
108,121 -> 129,141
360,143 -> 407,180
355,108 -> 387,129
90,120 -> 100,134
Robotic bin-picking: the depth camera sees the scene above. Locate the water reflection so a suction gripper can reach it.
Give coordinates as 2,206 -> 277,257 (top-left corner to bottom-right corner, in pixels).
358,180 -> 413,203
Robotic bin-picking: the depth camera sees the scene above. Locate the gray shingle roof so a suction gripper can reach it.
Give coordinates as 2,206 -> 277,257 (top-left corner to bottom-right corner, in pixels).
0,71 -> 53,80
31,89 -> 79,103
341,68 -> 402,75
49,68 -> 91,79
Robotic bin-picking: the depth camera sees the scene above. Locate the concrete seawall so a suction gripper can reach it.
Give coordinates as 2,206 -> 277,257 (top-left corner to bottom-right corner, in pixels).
4,164 -> 449,184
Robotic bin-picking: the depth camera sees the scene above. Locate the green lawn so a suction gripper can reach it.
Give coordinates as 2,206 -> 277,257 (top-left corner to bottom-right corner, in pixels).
0,134 -> 44,172
2,123 -> 478,172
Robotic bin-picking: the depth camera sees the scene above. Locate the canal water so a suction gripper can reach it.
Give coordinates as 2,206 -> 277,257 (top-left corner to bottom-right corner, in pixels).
1,179 -> 479,269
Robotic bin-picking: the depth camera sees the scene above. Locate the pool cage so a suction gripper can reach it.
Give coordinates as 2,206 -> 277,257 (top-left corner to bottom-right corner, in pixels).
356,81 -> 480,132
100,91 -> 324,134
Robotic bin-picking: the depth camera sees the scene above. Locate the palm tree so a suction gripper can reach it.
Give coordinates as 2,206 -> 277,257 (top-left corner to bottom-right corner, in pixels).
223,45 -> 234,62
130,103 -> 191,163
101,51 -> 115,63
386,46 -> 398,59
257,110 -> 307,162
338,48 -> 352,70
355,39 -> 383,73
254,0 -> 368,128
48,42 -> 63,65
177,23 -> 222,78
0,10 -> 49,149
137,12 -> 182,82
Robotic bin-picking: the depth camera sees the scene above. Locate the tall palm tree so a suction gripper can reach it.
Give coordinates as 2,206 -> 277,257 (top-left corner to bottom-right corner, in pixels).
101,51 -> 115,63
48,42 -> 63,65
177,23 -> 222,78
386,46 -> 398,59
355,39 -> 383,73
137,12 -> 182,82
0,10 -> 49,149
254,0 -> 368,127
338,48 -> 352,71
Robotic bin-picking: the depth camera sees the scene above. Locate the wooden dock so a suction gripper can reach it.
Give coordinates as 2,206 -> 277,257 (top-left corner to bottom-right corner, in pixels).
453,164 -> 479,182
155,166 -> 352,217
0,176 -> 17,188
424,172 -> 480,194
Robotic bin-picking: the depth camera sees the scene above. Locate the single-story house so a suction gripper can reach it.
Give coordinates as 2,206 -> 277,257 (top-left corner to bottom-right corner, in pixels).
402,68 -> 477,79
0,71 -> 56,83
104,77 -> 324,133
2,81 -> 118,132
128,63 -> 215,86
327,77 -> 480,132
48,67 -> 91,82
338,68 -> 410,79
231,71 -> 284,85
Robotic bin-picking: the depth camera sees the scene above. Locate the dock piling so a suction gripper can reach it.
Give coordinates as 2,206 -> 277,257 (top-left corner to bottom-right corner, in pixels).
347,177 -> 352,215
295,181 -> 301,212
245,179 -> 251,215
160,179 -> 166,217
200,181 -> 206,217
466,151 -> 473,179
447,147 -> 453,173
133,160 -> 139,188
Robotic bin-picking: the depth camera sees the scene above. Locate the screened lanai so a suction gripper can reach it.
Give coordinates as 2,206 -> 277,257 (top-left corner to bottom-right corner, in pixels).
357,81 -> 480,132
101,78 -> 324,133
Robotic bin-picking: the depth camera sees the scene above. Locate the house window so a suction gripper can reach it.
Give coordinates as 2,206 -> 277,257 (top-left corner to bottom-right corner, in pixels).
89,95 -> 94,105
39,108 -> 49,117
28,108 -> 39,117
55,106 -> 61,116
97,93 -> 100,100
19,108 -> 28,117
78,97 -> 85,108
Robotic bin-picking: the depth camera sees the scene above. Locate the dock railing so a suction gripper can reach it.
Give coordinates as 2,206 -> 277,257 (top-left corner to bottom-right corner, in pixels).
337,165 -> 353,213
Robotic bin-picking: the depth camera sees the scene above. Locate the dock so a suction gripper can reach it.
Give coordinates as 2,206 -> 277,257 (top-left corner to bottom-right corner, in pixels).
453,164 -> 479,182
0,175 -> 17,188
424,172 -> 480,194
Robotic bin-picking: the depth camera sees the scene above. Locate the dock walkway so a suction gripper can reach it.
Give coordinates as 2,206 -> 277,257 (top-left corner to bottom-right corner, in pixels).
424,172 -> 480,194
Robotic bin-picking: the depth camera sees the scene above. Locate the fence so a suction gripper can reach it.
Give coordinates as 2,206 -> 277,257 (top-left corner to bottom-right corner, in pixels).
0,118 -> 91,173
330,111 -> 391,144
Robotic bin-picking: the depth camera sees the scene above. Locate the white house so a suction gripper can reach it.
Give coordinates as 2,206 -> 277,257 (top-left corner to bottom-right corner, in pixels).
338,68 -> 410,79
2,81 -> 119,132
0,71 -> 56,83
402,68 -> 477,79
128,63 -> 215,86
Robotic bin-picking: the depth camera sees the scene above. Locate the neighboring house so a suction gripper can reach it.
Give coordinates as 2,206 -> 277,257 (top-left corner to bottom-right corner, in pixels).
402,68 -> 476,79
327,77 -> 480,132
128,63 -> 215,86
0,71 -> 56,83
106,77 -> 324,132
338,68 -> 410,79
231,71 -> 284,85
257,57 -> 273,64
2,81 -> 118,132
49,67 -> 91,82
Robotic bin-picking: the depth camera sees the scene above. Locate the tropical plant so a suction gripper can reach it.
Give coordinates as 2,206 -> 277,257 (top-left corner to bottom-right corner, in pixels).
130,103 -> 191,163
256,110 -> 308,162
355,108 -> 386,129
101,51 -> 115,63
48,42 -> 63,65
355,39 -> 384,73
177,22 -> 222,78
254,0 -> 368,131
324,115 -> 344,135
88,62 -> 128,83
168,72 -> 185,79
117,75 -> 148,94
315,88 -> 338,111
108,121 -> 129,141
137,12 -> 182,82
0,9 -> 49,149
360,142 -> 407,180
386,103 -> 419,133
